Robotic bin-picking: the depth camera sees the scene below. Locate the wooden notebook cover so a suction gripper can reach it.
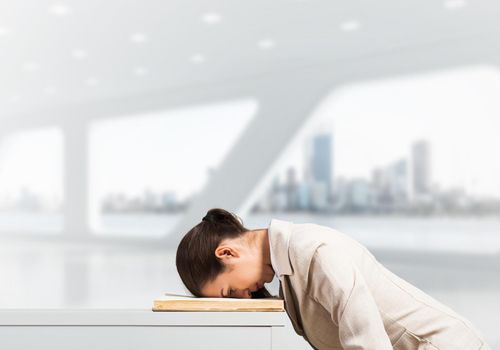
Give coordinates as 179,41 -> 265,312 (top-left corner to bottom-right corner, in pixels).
153,293 -> 284,312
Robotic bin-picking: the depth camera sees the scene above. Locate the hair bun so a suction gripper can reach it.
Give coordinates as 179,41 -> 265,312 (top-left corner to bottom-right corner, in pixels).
201,208 -> 243,227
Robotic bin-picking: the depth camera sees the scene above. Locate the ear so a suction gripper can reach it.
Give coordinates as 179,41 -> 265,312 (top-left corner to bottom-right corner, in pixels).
215,244 -> 240,262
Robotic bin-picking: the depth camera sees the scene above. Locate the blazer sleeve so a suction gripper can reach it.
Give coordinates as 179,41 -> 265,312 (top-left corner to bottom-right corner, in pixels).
307,244 -> 393,350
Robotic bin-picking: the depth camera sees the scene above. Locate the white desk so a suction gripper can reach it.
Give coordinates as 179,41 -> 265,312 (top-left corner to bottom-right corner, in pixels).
0,309 -> 288,350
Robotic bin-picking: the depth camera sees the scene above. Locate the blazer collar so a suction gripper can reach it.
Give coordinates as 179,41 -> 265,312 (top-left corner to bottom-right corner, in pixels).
268,218 -> 294,277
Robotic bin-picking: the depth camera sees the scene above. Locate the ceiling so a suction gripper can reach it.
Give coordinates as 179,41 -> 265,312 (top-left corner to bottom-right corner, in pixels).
1,0 -> 499,117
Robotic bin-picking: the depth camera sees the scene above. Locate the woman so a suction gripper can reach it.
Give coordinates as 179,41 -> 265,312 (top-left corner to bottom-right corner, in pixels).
176,208 -> 490,350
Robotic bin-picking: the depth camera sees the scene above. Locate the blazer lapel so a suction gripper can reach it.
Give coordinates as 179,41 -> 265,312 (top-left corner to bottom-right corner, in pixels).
270,219 -> 305,335
279,278 -> 305,335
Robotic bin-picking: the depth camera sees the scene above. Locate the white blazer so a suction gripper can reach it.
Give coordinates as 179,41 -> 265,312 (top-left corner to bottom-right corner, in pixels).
268,219 -> 490,350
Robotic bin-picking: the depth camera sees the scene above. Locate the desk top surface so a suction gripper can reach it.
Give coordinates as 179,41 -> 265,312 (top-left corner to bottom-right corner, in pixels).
0,309 -> 287,326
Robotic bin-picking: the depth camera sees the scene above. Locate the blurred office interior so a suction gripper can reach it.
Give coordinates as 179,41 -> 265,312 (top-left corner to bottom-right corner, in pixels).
0,1 -> 499,348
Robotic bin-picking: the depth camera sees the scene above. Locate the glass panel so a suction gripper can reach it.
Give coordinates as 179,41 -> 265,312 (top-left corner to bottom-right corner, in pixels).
0,127 -> 64,233
245,65 -> 500,254
89,99 -> 258,238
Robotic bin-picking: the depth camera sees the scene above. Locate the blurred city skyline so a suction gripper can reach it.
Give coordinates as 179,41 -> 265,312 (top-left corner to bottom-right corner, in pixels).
3,131 -> 500,217
252,134 -> 500,216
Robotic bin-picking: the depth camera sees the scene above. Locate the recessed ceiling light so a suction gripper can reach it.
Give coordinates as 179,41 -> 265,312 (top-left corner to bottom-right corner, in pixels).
340,20 -> 361,32
130,32 -> 148,43
85,76 -> 99,86
134,66 -> 148,76
201,12 -> 222,24
23,61 -> 40,72
444,0 -> 467,10
0,27 -> 9,36
190,54 -> 205,64
49,4 -> 71,16
44,86 -> 57,95
72,49 -> 88,60
257,39 -> 276,50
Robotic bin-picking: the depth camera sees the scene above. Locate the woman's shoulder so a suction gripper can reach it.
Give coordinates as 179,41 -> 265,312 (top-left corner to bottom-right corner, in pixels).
289,221 -> 367,253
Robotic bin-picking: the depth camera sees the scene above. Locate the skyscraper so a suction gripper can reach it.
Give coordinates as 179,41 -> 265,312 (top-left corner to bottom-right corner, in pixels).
388,158 -> 409,204
311,133 -> 333,200
412,140 -> 431,195
285,166 -> 299,210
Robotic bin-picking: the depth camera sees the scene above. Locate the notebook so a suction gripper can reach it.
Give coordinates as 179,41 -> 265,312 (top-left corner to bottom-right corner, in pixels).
153,292 -> 285,312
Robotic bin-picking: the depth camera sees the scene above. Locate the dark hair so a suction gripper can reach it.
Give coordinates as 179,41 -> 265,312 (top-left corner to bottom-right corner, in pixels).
176,208 -> 275,299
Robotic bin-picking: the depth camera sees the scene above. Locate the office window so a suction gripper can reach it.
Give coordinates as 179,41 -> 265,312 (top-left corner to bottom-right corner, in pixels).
89,99 -> 258,237
245,65 -> 500,253
0,127 -> 64,233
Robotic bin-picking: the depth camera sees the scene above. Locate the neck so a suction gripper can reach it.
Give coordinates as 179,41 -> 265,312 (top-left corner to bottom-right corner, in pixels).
250,228 -> 272,266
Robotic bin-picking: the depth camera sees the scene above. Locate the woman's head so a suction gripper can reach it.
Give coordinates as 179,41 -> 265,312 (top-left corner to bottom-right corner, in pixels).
176,208 -> 276,299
